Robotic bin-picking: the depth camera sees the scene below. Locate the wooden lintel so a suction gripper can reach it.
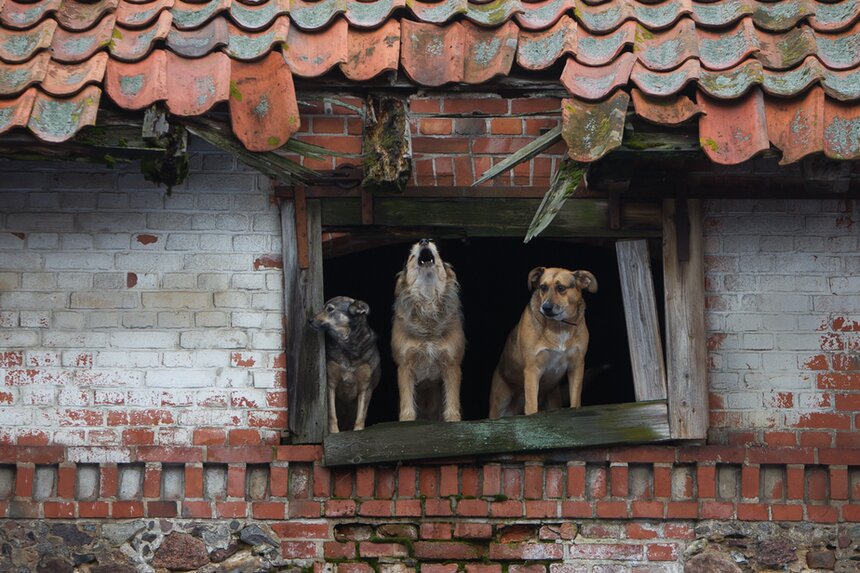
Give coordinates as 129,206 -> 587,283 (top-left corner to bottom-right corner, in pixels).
294,186 -> 310,270
324,401 -> 671,466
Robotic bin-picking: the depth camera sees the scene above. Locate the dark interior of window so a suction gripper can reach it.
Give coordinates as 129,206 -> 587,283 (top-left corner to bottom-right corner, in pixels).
322,236 -> 664,427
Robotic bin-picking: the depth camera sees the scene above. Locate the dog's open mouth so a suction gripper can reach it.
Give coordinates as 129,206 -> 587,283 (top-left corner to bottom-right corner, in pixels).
417,248 -> 436,267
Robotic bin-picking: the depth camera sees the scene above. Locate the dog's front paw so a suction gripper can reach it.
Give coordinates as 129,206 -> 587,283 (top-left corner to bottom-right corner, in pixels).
353,423 -> 364,431
399,409 -> 416,422
328,425 -> 339,434
443,409 -> 461,422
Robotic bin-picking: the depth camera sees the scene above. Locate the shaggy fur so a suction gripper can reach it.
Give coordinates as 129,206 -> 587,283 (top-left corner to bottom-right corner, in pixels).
489,267 -> 597,418
391,239 -> 465,422
310,296 -> 381,432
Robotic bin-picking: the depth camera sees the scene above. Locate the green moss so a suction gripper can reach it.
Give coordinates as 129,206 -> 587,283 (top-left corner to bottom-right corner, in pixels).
699,137 -> 720,152
229,80 -> 242,102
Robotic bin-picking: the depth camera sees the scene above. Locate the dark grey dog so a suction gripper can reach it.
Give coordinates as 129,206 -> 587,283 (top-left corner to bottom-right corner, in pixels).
309,296 -> 381,433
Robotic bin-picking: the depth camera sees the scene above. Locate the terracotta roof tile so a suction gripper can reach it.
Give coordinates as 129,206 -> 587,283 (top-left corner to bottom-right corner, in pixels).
109,10 -> 171,61
164,50 -> 229,114
166,17 -> 228,57
116,0 -> 174,29
56,0 -> 119,32
42,51 -> 108,96
631,88 -> 701,125
229,50 -> 299,150
51,14 -> 115,63
104,48 -> 167,108
1,0 -> 62,30
698,88 -> 770,164
562,90 -> 629,161
27,84 -> 100,142
0,0 -> 857,165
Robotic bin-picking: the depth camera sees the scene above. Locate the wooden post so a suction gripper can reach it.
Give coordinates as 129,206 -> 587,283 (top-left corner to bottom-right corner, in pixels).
282,199 -> 326,443
616,240 -> 667,402
662,198 -> 708,440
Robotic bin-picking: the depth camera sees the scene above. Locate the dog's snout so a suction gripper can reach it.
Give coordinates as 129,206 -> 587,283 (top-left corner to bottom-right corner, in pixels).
541,302 -> 555,314
419,238 -> 430,246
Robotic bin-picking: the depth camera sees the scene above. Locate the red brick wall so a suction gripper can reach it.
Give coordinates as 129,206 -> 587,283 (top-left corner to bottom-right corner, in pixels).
0,444 -> 858,568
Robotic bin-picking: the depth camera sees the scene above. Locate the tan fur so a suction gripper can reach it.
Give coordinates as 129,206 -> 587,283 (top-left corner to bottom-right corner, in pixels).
391,240 -> 465,422
489,267 -> 597,418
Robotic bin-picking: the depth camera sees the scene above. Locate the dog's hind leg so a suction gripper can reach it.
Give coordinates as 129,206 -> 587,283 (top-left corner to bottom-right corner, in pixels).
397,364 -> 417,421
441,365 -> 462,422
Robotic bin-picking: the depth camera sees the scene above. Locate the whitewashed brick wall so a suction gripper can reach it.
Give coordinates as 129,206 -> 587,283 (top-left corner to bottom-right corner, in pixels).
0,138 -> 287,447
704,199 -> 860,447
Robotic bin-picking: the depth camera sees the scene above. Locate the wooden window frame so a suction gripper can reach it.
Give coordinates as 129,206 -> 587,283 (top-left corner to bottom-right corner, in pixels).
282,190 -> 707,466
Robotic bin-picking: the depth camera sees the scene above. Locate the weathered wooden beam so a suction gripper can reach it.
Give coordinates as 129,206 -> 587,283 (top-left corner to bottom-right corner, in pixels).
282,199 -> 327,444
662,198 -> 708,441
361,96 -> 411,193
324,401 -> 671,466
319,197 -> 663,237
616,240 -> 667,402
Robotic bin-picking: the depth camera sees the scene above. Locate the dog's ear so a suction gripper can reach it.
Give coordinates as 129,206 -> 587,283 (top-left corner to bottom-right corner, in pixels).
528,267 -> 545,291
348,300 -> 369,316
394,270 -> 406,296
573,270 -> 598,293
443,262 -> 457,281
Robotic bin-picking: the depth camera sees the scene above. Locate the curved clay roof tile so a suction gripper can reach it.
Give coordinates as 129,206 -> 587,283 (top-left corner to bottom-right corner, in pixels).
765,85 -> 824,164
815,21 -> 860,71
810,0 -> 860,33
515,0 -> 572,31
228,0 -> 288,31
340,19 -> 400,80
104,47 -> 167,109
171,0 -> 230,30
109,10 -> 172,61
562,90 -> 629,162
224,14 -> 288,59
116,0 -> 175,29
516,15 -> 576,70
0,86 -> 36,134
165,16 -> 228,56
42,51 -> 108,95
1,0 -> 61,30
630,58 -> 700,97
51,14 -> 115,63
631,88 -> 701,125
698,87 -> 770,164
0,18 -> 55,63
283,16 -> 347,76
56,0 -> 120,32
633,16 -> 698,71
27,84 -> 101,142
696,16 -> 758,70
164,50 -> 230,115
0,50 -> 49,95
229,50 -> 299,150
561,51 -> 636,100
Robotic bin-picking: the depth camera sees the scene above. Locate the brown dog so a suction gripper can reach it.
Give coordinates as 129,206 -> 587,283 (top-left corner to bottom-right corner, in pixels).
310,296 -> 381,433
391,239 -> 465,422
489,267 -> 598,418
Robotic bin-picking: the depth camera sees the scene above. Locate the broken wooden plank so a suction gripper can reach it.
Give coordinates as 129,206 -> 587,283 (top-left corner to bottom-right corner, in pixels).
472,124 -> 562,187
324,400 -> 671,466
662,198 -> 708,440
525,158 -> 589,242
616,239 -> 667,402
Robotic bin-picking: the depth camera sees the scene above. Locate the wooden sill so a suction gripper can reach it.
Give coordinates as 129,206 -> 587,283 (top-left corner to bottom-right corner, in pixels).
323,400 -> 670,466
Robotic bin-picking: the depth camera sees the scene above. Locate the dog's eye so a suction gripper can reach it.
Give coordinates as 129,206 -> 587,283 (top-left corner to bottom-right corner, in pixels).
556,285 -> 566,294
326,305 -> 335,313
539,284 -> 549,293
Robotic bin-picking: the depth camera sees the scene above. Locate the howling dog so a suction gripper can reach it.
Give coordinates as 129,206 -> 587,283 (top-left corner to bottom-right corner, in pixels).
310,296 -> 381,432
489,266 -> 598,418
391,239 -> 465,422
